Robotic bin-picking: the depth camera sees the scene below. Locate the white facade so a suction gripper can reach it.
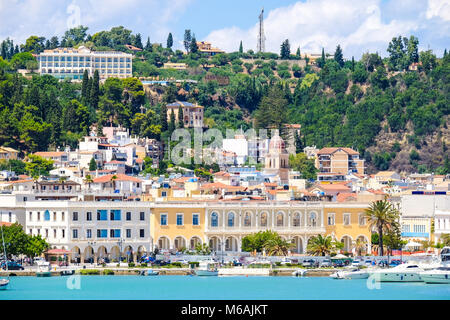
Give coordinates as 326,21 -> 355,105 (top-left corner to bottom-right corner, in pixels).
39,46 -> 132,81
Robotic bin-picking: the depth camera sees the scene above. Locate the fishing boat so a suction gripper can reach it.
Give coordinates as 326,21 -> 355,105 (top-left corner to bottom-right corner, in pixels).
36,260 -> 52,277
292,269 -> 308,277
194,260 -> 219,276
147,270 -> 159,276
371,263 -> 424,282
0,225 -> 9,290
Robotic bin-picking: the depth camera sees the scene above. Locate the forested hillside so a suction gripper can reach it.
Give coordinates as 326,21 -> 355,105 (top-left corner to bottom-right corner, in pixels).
0,26 -> 448,174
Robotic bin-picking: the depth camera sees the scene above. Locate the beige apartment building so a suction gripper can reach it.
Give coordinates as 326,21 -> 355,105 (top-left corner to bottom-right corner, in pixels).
166,101 -> 204,128
315,147 -> 365,175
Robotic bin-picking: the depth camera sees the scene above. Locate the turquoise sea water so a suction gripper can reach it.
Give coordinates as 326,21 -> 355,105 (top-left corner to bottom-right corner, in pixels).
1,276 -> 449,300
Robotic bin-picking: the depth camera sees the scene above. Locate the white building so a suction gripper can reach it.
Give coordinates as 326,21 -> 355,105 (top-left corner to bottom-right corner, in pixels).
38,46 -> 132,81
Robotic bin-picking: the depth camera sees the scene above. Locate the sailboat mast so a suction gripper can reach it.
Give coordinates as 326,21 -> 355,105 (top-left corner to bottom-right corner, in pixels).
1,225 -> 7,272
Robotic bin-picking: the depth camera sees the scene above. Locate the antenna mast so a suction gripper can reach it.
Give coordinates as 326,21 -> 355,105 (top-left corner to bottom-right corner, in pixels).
257,8 -> 265,53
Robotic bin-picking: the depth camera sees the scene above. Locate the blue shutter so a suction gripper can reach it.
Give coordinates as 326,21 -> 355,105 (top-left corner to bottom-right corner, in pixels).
44,210 -> 50,221
101,229 -> 107,238
114,210 -> 121,220
114,229 -> 121,238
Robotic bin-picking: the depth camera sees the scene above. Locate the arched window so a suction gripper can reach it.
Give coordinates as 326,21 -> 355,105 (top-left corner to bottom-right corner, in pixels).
228,212 -> 235,227
260,212 -> 267,227
244,212 -> 251,227
359,213 -> 366,226
309,212 -> 317,227
277,213 -> 284,227
211,212 -> 218,227
293,212 -> 301,227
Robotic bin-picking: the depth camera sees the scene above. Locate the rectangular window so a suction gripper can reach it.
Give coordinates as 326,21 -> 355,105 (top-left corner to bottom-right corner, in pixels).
139,229 -> 145,238
126,229 -> 131,238
86,212 -> 92,221
53,229 -> 56,238
110,210 -> 121,221
29,212 -> 32,221
72,229 -> 78,239
192,214 -> 199,226
126,212 -> 131,221
176,214 -> 183,226
62,229 -> 65,238
86,229 -> 92,239
160,214 -> 167,226
37,212 -> 40,221
53,212 -> 56,221
72,212 -> 78,221
328,214 -> 335,226
343,213 -> 351,226
97,229 -> 107,238
62,212 -> 65,221
110,229 -> 121,238
140,212 -> 145,221
97,210 -> 108,221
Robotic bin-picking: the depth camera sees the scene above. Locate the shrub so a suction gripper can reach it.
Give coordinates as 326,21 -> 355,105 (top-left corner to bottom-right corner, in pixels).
102,269 -> 114,275
189,262 -> 200,267
140,263 -> 147,267
171,262 -> 182,268
275,262 -> 281,266
128,262 -> 135,267
80,269 -> 100,275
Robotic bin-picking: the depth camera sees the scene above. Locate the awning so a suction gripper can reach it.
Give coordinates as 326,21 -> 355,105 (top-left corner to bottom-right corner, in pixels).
404,241 -> 423,248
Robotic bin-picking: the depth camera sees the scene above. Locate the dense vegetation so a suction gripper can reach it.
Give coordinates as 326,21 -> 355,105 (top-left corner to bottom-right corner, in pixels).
0,26 -> 448,174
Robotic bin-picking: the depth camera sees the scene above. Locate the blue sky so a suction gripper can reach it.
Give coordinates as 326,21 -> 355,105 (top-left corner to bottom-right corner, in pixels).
0,0 -> 449,59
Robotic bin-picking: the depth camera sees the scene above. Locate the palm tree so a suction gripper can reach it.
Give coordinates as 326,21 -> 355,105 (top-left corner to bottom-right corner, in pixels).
354,238 -> 367,256
263,237 -> 294,256
364,199 -> 399,257
110,175 -> 118,191
84,174 -> 93,190
307,235 -> 334,256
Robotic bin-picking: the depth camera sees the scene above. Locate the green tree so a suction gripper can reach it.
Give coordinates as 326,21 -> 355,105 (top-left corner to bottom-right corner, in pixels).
255,85 -> 287,132
0,223 -> 29,258
24,234 -> 49,258
168,109 -> 176,134
420,50 -> 437,73
364,199 -> 399,257
160,103 -> 168,132
183,29 -> 192,53
307,235 -> 334,256
334,44 -> 344,67
25,154 -> 54,177
289,153 -> 317,180
241,230 -> 280,252
264,237 -> 294,256
90,70 -> 100,109
280,39 -> 290,59
190,34 -> 198,54
166,33 -> 173,49
239,41 -> 243,54
178,106 -> 184,128
89,157 -> 97,171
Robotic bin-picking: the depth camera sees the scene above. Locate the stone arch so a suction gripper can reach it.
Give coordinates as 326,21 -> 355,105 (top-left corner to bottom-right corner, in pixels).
83,246 -> 94,263
174,236 -> 187,251
110,245 -> 121,261
260,211 -> 268,227
227,211 -> 236,227
208,236 -> 221,252
137,245 -> 147,259
276,211 -> 285,227
190,236 -> 202,250
157,236 -> 171,250
243,211 -> 252,227
340,235 -> 353,252
97,246 -> 108,259
225,236 -> 239,252
70,246 -> 81,263
124,245 -> 134,262
308,211 -> 318,227
291,236 -> 303,254
355,235 -> 369,255
292,211 -> 301,227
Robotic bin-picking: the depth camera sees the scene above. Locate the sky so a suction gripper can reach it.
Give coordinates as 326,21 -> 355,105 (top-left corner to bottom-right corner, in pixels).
0,0 -> 449,59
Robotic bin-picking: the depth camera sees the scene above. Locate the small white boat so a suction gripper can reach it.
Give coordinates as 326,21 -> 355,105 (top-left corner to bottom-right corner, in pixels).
194,260 -> 219,276
372,263 -> 424,282
0,278 -> 9,290
147,270 -> 159,276
292,269 -> 308,277
420,267 -> 450,284
331,268 -> 370,279
36,261 -> 52,277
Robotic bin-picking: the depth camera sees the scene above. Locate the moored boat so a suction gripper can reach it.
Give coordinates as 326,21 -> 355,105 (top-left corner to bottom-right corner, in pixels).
147,270 -> 159,276
36,261 -> 52,277
330,268 -> 369,279
371,263 -> 423,282
194,260 -> 219,276
0,278 -> 9,290
420,267 -> 450,284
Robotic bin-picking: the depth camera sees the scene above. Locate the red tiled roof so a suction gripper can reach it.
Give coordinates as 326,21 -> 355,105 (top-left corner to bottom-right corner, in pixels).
317,147 -> 359,155
337,193 -> 358,202
93,174 -> 142,183
34,151 -> 66,157
0,222 -> 12,226
200,182 -> 245,190
214,171 -> 230,177
105,160 -> 126,164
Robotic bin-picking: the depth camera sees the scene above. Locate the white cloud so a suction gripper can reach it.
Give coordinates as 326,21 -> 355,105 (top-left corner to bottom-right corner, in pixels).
0,0 -> 192,45
426,0 -> 450,21
205,0 -> 447,58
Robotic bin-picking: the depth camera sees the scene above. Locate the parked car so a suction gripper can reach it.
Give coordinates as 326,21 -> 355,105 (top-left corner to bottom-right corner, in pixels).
1,261 -> 24,270
152,260 -> 170,266
320,259 -> 332,268
302,259 -> 315,268
351,260 -> 361,267
232,259 -> 242,266
364,259 -> 373,265
332,261 -> 345,268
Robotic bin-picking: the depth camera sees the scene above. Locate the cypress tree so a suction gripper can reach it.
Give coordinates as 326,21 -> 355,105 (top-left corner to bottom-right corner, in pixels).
89,157 -> 97,171
190,34 -> 198,54
178,106 -> 184,128
134,33 -> 143,49
318,48 -> 325,68
239,41 -> 243,54
334,44 -> 344,67
444,49 -> 448,58
168,109 -> 176,133
81,70 -> 89,102
90,70 -> 99,109
296,47 -> 300,57
351,56 -> 355,71
160,103 -> 168,132
86,77 -> 93,107
166,33 -> 173,49
145,37 -> 152,51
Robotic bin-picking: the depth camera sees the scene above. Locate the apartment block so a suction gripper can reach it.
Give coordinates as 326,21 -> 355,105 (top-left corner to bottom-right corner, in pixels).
166,101 -> 204,128
315,147 -> 365,175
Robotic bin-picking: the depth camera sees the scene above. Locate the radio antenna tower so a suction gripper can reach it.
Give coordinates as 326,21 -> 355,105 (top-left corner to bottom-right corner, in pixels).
257,8 -> 265,53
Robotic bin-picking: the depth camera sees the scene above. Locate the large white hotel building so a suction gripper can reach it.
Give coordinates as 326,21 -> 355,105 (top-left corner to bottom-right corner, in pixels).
38,46 -> 132,81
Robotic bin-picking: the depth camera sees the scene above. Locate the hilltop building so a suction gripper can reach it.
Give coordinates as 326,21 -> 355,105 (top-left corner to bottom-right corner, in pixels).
166,101 -> 204,128
315,147 -> 365,175
38,46 -> 132,81
196,41 -> 225,56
